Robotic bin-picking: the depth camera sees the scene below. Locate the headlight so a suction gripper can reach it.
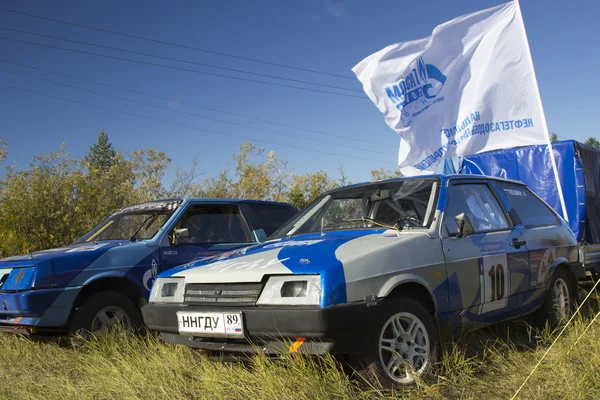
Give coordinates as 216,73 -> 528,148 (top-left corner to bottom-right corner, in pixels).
149,277 -> 185,303
257,275 -> 321,306
1,267 -> 36,291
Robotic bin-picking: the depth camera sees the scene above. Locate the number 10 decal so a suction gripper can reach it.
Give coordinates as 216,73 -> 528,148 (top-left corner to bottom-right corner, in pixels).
478,253 -> 510,314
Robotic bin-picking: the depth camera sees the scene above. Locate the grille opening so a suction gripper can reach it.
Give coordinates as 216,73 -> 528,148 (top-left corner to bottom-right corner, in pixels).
184,282 -> 263,306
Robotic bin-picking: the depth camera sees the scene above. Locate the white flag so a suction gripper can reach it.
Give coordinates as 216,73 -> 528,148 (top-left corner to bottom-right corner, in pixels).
353,1 -> 548,176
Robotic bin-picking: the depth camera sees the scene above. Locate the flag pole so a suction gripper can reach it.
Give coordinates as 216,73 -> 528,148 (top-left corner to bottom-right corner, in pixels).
515,0 -> 569,222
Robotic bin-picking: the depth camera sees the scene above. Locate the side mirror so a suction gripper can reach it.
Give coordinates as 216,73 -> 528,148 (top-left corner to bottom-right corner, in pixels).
455,213 -> 475,238
171,228 -> 189,245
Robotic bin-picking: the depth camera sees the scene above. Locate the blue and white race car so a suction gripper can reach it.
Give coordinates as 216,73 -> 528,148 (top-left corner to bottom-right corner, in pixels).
142,175 -> 584,387
0,198 -> 296,335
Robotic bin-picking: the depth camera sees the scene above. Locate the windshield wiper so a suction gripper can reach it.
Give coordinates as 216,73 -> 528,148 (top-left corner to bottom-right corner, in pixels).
129,203 -> 169,242
347,217 -> 402,235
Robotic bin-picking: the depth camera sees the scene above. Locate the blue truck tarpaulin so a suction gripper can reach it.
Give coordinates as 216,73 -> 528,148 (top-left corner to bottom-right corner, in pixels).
448,140 -> 600,244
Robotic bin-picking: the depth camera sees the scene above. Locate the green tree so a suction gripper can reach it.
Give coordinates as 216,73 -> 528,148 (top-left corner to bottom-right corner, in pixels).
0,140 -> 173,256
85,130 -> 116,172
369,168 -> 403,181
194,143 -> 290,202
191,142 -> 346,210
337,165 -> 352,187
167,158 -> 204,198
0,138 -> 7,162
0,137 -> 380,256
287,170 -> 337,210
129,148 -> 172,202
550,133 -> 559,142
585,137 -> 600,148
0,144 -> 89,254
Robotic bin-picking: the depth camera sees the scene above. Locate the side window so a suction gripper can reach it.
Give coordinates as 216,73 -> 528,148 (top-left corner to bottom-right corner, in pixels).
243,204 -> 298,237
174,204 -> 253,244
496,183 -> 560,228
444,184 -> 510,236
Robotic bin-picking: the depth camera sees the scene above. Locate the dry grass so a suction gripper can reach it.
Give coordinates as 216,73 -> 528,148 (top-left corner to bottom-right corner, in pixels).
1,284 -> 599,399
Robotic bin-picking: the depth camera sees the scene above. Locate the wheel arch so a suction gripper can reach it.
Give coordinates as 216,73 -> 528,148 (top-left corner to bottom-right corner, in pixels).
73,275 -> 145,311
552,260 -> 578,299
551,256 -> 570,271
378,274 -> 437,316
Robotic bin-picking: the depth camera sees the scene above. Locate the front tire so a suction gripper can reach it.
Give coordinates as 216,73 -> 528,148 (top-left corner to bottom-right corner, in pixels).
69,291 -> 142,336
353,297 -> 438,388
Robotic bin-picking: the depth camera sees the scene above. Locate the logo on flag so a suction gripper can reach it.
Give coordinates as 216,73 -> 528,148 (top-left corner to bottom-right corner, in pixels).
385,56 -> 447,127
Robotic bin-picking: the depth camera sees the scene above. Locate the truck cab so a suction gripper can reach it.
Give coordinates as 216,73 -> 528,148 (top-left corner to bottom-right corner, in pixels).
0,198 -> 296,335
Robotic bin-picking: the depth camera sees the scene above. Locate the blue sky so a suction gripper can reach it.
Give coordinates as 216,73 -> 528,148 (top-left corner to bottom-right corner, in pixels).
0,0 -> 598,185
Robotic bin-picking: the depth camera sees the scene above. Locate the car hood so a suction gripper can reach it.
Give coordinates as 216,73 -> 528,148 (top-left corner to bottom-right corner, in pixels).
162,228 -> 410,283
160,229 -> 436,306
0,240 -> 160,289
0,241 -> 130,266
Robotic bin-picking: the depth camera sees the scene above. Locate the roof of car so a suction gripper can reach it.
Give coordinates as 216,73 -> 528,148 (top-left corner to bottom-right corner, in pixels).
140,197 -> 294,207
115,198 -> 296,215
444,174 -> 526,185
322,174 -> 525,196
186,198 -> 293,207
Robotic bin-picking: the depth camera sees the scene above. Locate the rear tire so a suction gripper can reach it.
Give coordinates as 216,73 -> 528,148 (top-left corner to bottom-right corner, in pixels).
535,268 -> 576,328
352,297 -> 438,388
69,291 -> 142,336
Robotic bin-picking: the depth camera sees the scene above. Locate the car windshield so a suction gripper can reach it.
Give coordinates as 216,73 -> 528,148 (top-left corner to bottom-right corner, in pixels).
270,178 -> 438,239
75,200 -> 181,243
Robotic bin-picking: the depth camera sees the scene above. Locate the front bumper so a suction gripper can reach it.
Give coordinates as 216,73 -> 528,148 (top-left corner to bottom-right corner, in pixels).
142,301 -> 378,355
0,286 -> 81,333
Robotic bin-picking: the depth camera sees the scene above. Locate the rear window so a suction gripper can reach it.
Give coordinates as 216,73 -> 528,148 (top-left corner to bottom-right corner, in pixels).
243,203 -> 297,237
496,182 -> 560,228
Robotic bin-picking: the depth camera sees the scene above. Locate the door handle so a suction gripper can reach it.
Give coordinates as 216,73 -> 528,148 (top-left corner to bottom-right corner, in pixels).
510,238 -> 527,248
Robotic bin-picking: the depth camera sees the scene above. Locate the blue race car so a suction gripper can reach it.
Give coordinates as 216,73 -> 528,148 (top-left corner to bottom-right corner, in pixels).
0,198 -> 296,335
143,175 -> 584,387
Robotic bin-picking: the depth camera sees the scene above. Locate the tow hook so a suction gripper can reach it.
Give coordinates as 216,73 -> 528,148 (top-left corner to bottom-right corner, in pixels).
364,295 -> 381,307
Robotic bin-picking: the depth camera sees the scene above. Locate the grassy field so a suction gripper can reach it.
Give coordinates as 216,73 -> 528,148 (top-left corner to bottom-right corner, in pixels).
0,284 -> 599,400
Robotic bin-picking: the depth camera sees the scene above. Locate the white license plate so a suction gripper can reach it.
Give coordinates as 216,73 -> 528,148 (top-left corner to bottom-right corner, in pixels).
176,311 -> 243,337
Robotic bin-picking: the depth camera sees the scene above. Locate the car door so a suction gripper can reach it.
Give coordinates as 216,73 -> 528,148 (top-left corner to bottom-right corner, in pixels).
494,181 -> 570,294
441,181 -> 530,326
159,203 -> 257,271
